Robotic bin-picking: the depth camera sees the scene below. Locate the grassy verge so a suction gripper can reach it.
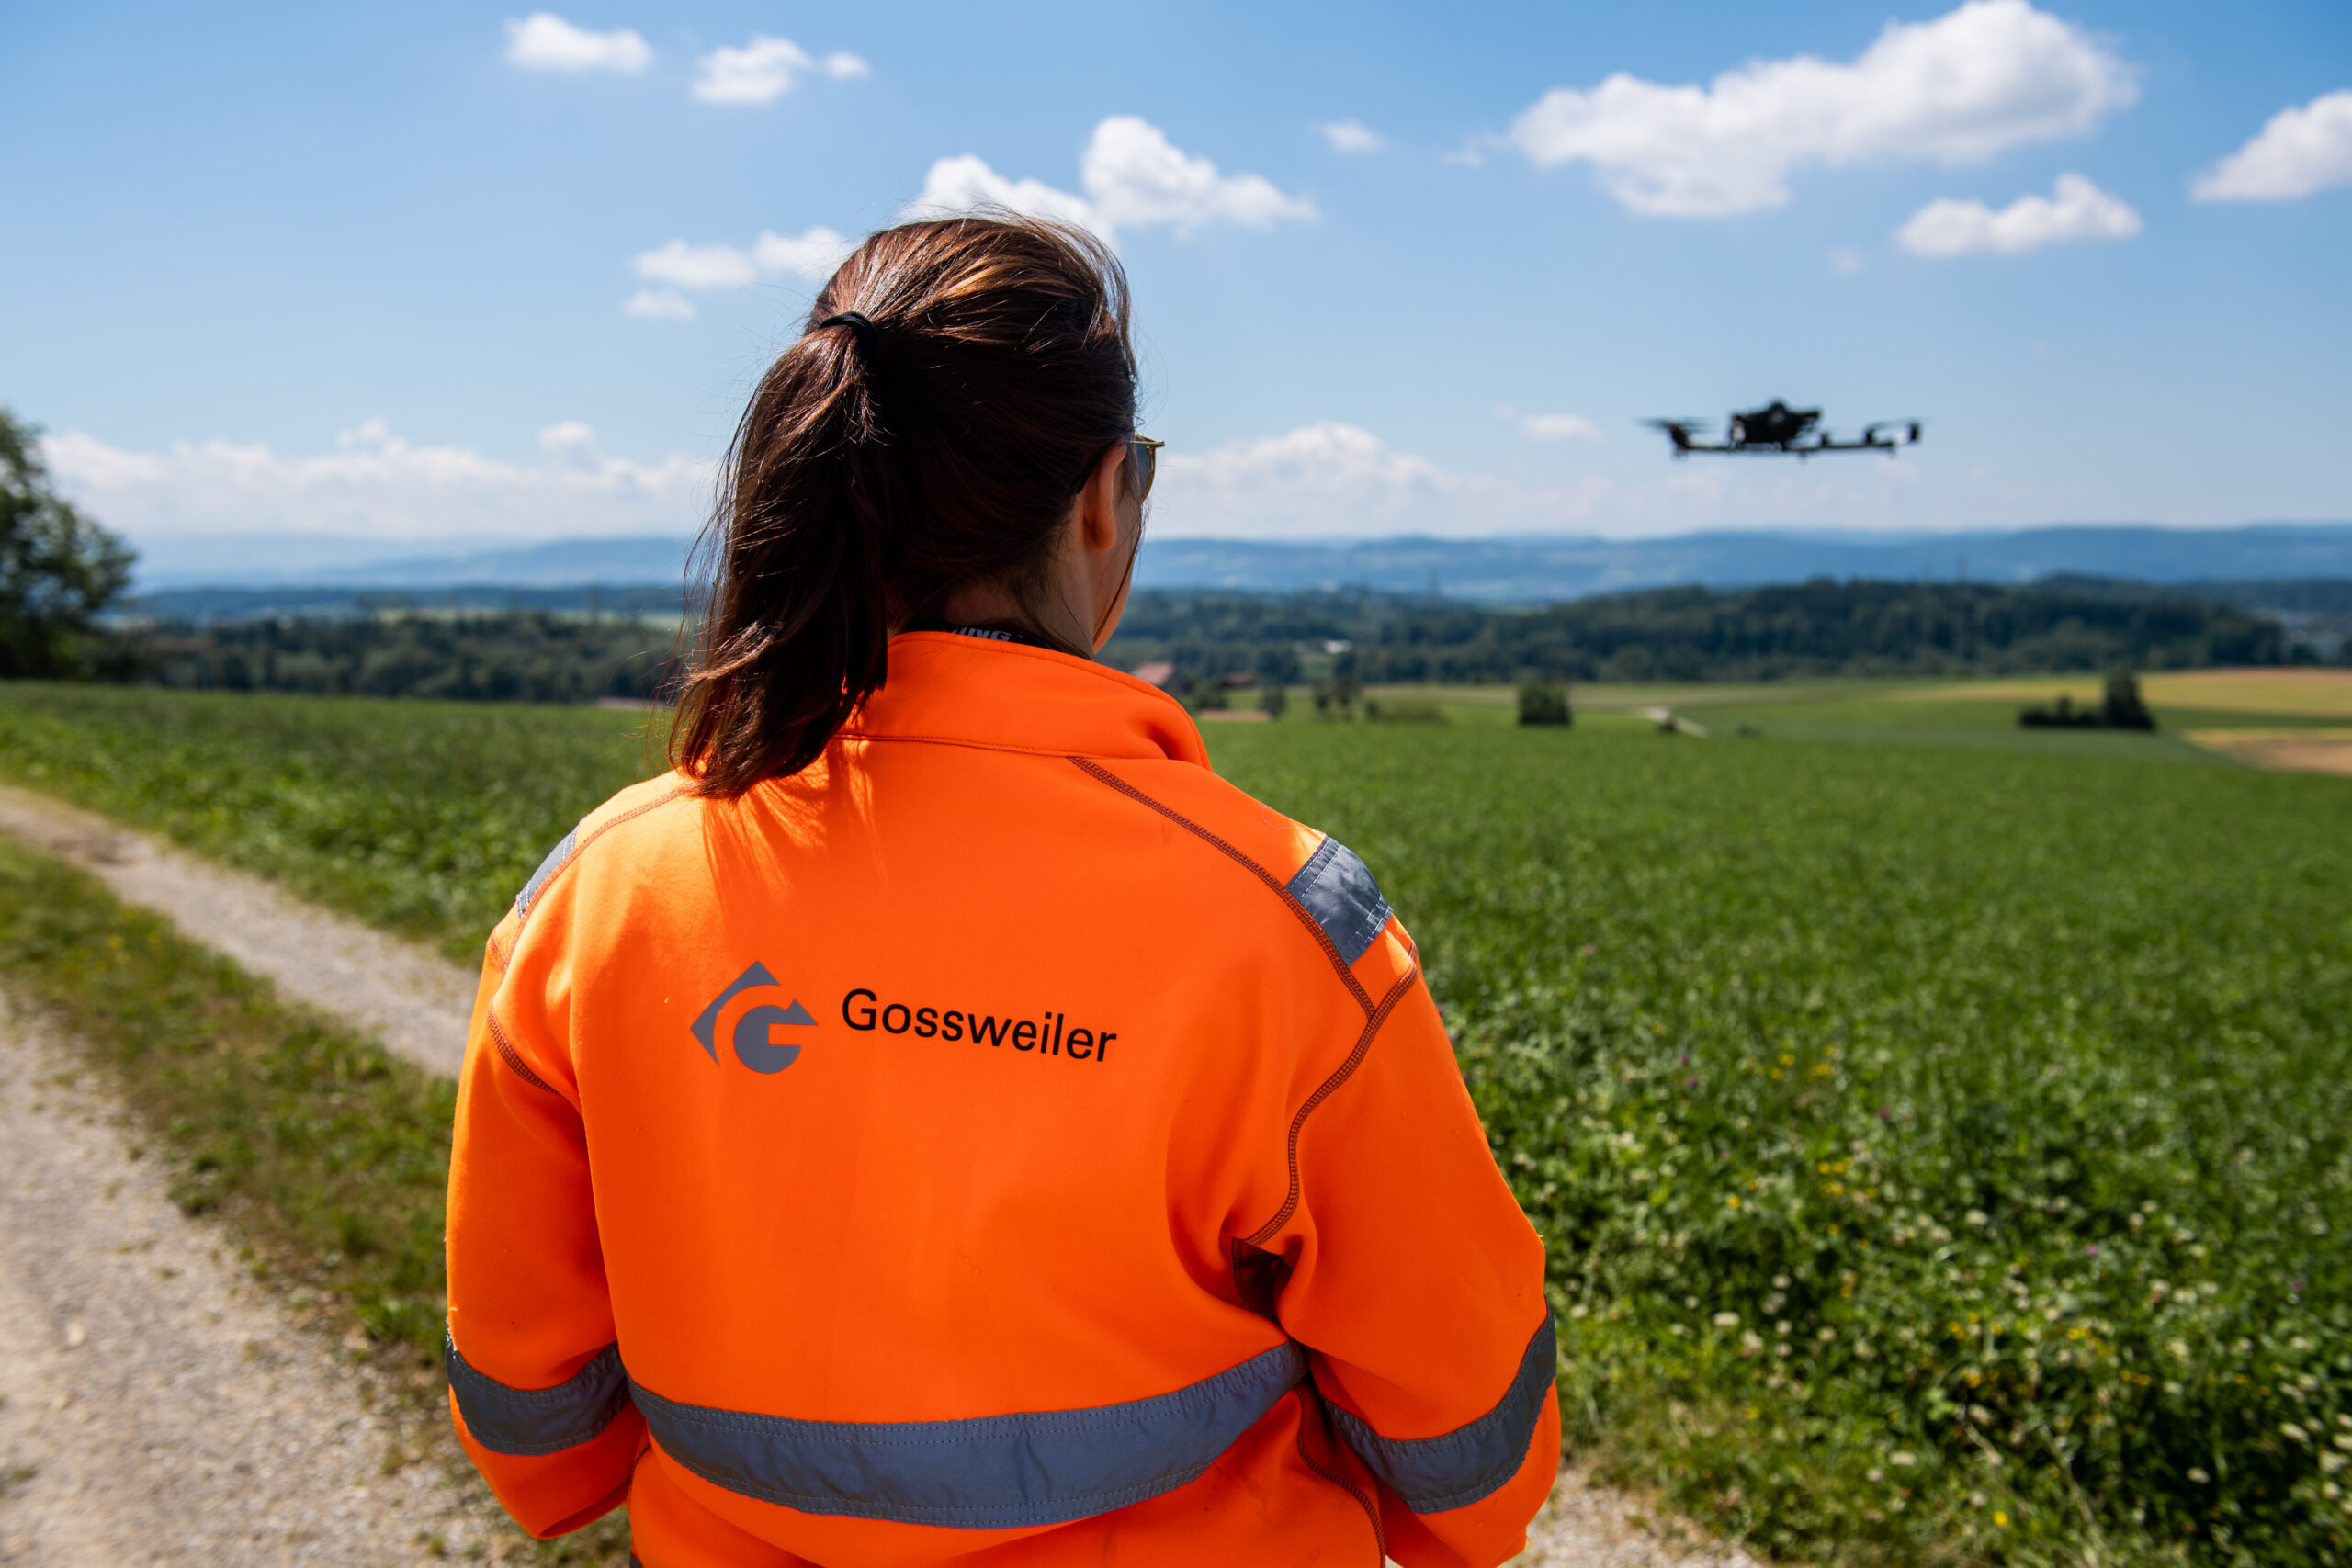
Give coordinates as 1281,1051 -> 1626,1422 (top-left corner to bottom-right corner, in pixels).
0,833 -> 626,1562
0,683 -> 654,961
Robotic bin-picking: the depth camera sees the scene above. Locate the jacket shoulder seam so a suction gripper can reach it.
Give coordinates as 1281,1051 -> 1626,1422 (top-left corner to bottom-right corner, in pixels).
1241,970 -> 1419,1248
1064,756 -> 1374,1014
836,731 -> 1173,763
1063,757 -> 1423,1249
513,785 -> 691,936
485,1003 -> 563,1097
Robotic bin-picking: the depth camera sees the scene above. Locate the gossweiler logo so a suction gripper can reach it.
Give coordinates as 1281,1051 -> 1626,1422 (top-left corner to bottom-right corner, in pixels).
689,962 -> 817,1074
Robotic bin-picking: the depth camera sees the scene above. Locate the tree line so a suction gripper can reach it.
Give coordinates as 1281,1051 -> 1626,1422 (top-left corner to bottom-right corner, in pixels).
1101,578 -> 2302,686
121,613 -> 685,705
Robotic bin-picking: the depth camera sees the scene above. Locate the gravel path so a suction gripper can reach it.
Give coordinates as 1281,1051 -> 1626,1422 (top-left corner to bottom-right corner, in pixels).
0,783 -> 1757,1567
0,785 -> 475,1081
0,1000 -> 499,1565
1510,1472 -> 1759,1568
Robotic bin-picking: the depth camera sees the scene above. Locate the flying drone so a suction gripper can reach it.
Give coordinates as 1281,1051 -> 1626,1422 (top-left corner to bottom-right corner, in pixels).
1646,401 -> 1921,458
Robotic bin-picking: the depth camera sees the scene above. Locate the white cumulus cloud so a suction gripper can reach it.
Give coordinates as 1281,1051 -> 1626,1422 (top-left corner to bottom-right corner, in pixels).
632,240 -> 758,288
909,118 -> 1315,241
623,288 -> 695,321
503,13 -> 651,73
1897,172 -> 2140,255
1084,117 -> 1317,233
1317,118 -> 1385,154
1152,423 -> 1456,536
1518,412 -> 1604,443
691,35 -> 867,103
909,154 -> 1100,230
752,226 -> 855,280
2191,89 -> 2352,202
42,422 -> 713,544
622,228 -> 854,310
1503,0 -> 2135,215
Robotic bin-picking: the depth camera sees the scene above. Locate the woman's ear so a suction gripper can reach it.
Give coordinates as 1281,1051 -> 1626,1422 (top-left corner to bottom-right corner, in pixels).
1081,442 -> 1144,650
1077,441 -> 1128,555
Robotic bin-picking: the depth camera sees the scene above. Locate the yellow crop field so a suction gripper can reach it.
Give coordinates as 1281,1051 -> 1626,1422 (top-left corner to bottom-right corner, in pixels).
2185,728 -> 2352,776
1921,666 -> 2352,717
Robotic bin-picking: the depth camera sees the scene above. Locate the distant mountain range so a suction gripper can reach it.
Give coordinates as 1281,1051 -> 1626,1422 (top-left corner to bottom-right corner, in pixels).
129,523 -> 2352,603
131,533 -> 695,592
1134,525 -> 2352,599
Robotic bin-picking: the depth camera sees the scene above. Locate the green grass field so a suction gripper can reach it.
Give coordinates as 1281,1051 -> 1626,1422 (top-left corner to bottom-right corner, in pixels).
0,677 -> 2347,1564
0,685 -> 659,961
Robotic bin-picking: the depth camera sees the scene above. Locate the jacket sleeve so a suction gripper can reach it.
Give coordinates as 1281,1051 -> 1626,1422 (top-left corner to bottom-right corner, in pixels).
1272,968 -> 1560,1568
443,923 -> 647,1536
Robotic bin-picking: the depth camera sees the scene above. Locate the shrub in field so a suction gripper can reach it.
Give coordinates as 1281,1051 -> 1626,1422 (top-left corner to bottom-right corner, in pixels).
1520,682 -> 1574,727
1312,674 -> 1363,718
2102,671 -> 2157,730
1210,724 -> 2352,1565
2020,671 -> 2159,732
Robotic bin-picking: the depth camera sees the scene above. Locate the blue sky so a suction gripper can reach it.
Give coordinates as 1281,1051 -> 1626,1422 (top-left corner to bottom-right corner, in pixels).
5,0 -> 2348,552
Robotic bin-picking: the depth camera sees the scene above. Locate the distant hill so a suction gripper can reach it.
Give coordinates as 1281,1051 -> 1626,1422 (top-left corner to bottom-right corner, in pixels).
119,583 -> 684,623
130,533 -> 696,592
1130,525 -> 2352,600
129,523 -> 2352,601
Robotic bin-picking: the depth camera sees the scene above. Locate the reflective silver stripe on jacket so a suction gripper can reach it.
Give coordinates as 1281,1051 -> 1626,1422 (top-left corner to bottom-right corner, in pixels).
447,1332 -> 1309,1529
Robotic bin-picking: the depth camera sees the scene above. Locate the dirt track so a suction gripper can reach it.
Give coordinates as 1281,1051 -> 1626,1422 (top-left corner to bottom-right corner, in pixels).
0,785 -> 475,1080
0,784 -> 1755,1567
0,1001 -> 497,1565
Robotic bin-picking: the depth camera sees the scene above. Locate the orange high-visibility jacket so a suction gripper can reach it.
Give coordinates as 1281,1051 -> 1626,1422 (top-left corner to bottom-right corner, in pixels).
446,632 -> 1559,1567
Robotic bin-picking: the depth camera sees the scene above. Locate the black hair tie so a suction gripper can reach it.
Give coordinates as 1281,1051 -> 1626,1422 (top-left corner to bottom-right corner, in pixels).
816,310 -> 878,352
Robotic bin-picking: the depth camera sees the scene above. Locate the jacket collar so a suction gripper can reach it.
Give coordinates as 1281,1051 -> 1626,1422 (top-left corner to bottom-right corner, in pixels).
840,631 -> 1208,767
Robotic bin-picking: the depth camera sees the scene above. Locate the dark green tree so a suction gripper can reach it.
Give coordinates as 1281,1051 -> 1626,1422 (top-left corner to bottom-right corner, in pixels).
2101,670 -> 2156,730
1517,680 -> 1572,726
1,406 -> 135,678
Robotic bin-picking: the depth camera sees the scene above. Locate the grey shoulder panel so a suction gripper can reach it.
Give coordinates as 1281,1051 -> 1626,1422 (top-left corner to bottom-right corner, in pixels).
1284,836 -> 1393,965
514,827 -> 579,919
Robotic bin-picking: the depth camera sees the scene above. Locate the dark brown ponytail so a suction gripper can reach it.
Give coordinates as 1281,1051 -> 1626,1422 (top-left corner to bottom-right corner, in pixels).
670,217 -> 1137,796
